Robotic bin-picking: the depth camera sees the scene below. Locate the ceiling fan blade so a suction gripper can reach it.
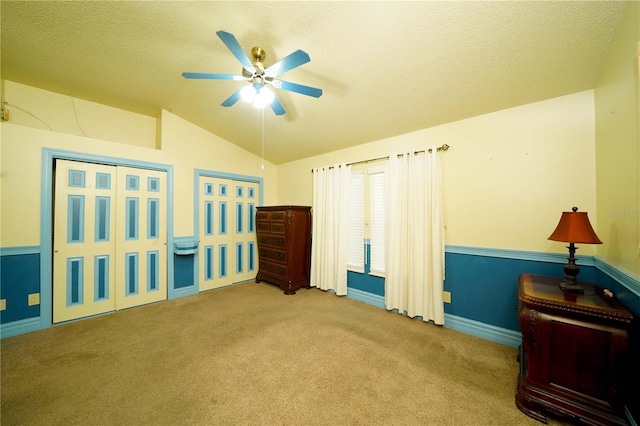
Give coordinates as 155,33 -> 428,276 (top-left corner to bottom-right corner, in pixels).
270,96 -> 286,116
274,80 -> 323,98
264,50 -> 310,77
221,88 -> 243,107
182,72 -> 245,81
216,30 -> 255,73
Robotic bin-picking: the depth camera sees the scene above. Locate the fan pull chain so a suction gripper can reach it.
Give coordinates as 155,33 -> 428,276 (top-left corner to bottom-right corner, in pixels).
260,108 -> 265,170
255,108 -> 265,173
256,109 -> 260,173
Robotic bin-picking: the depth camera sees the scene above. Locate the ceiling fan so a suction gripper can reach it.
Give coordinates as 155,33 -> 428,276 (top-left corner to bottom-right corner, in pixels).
182,31 -> 322,116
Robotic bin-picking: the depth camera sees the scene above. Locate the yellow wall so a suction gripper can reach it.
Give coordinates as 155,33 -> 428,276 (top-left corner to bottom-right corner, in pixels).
277,90 -> 597,254
0,81 -> 277,247
594,1 -> 640,280
158,110 -> 277,237
2,81 -> 157,149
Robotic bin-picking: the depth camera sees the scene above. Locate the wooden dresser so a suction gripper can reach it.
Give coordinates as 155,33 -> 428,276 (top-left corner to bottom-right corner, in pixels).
516,273 -> 634,425
255,206 -> 311,295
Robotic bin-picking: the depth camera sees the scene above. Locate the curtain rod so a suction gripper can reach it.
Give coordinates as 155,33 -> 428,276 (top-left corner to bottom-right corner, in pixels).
311,144 -> 450,172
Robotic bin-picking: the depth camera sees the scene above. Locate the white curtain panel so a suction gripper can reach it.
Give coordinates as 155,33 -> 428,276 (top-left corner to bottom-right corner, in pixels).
384,148 -> 445,324
310,163 -> 351,296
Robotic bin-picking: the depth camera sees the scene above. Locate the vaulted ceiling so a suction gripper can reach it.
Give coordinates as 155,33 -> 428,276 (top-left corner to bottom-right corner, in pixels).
1,1 -> 626,164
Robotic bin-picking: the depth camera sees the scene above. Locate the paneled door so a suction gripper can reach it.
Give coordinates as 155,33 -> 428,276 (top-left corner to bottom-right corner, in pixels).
198,177 -> 259,290
115,166 -> 167,310
53,160 -> 117,323
232,181 -> 259,283
53,160 -> 167,323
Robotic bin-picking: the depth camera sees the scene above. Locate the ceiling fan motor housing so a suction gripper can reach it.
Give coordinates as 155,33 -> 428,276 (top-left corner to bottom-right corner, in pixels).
251,47 -> 266,74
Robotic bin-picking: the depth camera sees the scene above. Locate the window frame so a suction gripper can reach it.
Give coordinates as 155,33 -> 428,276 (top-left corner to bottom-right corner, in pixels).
346,162 -> 386,278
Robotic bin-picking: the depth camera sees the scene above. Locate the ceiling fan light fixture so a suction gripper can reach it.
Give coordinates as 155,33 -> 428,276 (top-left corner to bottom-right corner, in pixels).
240,85 -> 256,103
253,86 -> 275,109
182,30 -> 322,115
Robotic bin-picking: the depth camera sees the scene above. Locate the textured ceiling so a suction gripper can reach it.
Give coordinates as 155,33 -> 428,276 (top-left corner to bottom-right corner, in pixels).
1,1 -> 626,164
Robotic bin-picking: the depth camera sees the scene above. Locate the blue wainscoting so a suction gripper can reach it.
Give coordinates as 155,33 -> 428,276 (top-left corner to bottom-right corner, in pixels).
346,244 -> 639,348
443,251 -> 596,332
174,255 -> 195,289
173,237 -> 198,297
348,269 -> 384,297
0,248 -> 41,325
2,242 -> 639,346
594,257 -> 640,317
347,243 -> 385,295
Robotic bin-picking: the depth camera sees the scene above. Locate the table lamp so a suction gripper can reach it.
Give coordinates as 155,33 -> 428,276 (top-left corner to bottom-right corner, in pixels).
548,206 -> 602,293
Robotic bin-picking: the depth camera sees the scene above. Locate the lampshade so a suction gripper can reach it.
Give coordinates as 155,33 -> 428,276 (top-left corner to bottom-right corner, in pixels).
548,207 -> 602,244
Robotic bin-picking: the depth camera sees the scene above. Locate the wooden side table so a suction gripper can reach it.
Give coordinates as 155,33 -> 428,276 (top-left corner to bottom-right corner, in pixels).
516,273 -> 634,425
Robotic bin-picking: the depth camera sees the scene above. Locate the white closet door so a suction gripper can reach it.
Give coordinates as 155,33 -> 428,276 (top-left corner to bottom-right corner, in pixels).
232,181 -> 260,283
53,160 -> 117,323
115,166 -> 167,310
53,161 -> 167,323
199,177 -> 259,290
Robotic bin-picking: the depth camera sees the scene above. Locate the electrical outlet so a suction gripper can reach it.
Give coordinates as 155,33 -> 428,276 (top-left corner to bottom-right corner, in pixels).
27,293 -> 40,306
443,291 -> 452,304
0,299 -> 6,311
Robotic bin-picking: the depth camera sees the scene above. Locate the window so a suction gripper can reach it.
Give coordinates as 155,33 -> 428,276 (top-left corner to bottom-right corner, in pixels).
347,164 -> 386,277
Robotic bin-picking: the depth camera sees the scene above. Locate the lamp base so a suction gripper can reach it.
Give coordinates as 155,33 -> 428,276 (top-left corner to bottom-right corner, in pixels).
559,279 -> 585,294
559,243 -> 584,294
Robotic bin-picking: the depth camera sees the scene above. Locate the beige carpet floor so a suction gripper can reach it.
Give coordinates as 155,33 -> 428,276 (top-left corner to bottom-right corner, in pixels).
1,282 -> 567,425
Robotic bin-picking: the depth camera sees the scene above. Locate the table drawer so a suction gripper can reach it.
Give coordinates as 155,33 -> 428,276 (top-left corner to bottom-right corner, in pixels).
256,211 -> 286,222
270,222 -> 285,234
259,248 -> 287,264
258,235 -> 286,248
259,261 -> 287,278
270,211 -> 286,221
256,211 -> 270,221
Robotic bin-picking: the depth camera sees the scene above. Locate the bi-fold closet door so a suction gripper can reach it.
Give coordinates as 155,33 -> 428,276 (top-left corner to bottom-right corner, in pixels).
198,177 -> 259,290
53,160 -> 167,323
